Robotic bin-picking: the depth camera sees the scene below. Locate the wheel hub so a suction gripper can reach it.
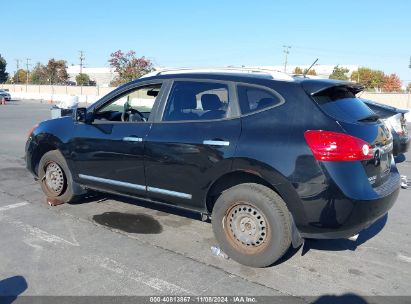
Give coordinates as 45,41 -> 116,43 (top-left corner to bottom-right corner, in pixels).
226,204 -> 268,248
45,162 -> 65,195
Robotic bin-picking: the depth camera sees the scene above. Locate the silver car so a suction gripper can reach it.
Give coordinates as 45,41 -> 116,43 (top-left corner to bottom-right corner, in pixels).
0,89 -> 11,101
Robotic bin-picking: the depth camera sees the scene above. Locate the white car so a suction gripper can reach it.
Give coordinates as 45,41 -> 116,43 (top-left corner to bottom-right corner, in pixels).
0,89 -> 11,101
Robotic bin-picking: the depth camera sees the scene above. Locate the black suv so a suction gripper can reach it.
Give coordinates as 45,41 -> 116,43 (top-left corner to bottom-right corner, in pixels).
25,68 -> 400,267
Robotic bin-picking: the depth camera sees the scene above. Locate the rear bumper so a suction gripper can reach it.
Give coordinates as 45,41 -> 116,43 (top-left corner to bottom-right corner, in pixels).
296,170 -> 401,239
300,186 -> 399,239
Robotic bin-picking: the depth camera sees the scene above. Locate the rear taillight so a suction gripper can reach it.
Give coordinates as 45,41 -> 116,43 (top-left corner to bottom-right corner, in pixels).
304,130 -> 373,161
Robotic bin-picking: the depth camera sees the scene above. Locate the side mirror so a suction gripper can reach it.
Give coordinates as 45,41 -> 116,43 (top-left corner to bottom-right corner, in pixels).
74,107 -> 92,123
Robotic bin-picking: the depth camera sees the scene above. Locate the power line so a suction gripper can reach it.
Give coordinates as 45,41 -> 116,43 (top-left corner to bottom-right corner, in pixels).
282,45 -> 291,73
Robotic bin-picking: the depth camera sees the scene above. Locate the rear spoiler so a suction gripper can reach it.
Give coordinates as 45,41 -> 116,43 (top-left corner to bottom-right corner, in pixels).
301,79 -> 363,96
301,79 -> 409,118
362,99 -> 409,118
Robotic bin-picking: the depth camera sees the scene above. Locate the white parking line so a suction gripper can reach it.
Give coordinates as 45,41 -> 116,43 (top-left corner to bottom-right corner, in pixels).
397,254 -> 411,263
0,201 -> 79,247
6,217 -> 80,247
91,256 -> 193,295
0,201 -> 29,212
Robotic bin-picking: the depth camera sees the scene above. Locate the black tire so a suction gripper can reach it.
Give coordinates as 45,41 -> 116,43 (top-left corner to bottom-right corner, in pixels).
212,183 -> 292,267
38,150 -> 80,203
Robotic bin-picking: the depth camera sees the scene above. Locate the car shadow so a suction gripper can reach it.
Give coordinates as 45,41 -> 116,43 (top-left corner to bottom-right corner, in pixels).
270,244 -> 303,267
0,276 -> 28,304
71,191 -> 203,222
302,214 -> 388,254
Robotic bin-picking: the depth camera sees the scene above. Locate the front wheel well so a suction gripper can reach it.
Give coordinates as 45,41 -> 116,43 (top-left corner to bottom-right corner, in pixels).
206,171 -> 279,213
32,144 -> 58,176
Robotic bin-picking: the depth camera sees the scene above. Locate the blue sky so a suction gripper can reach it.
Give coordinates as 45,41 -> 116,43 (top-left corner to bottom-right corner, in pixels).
1,0 -> 410,82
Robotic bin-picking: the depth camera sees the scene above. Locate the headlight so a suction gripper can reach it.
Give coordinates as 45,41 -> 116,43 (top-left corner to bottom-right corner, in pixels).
384,113 -> 404,135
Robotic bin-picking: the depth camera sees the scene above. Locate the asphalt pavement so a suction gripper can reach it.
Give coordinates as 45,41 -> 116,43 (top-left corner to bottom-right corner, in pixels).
0,99 -> 410,302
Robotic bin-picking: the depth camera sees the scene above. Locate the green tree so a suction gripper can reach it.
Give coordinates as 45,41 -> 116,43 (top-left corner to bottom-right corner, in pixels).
329,65 -> 349,80
76,73 -> 90,86
304,68 -> 317,76
30,63 -> 49,84
46,59 -> 68,84
13,69 -> 28,84
0,54 -> 8,83
109,50 -> 154,86
293,66 -> 303,74
351,67 -> 384,89
407,82 -> 411,92
382,74 -> 402,92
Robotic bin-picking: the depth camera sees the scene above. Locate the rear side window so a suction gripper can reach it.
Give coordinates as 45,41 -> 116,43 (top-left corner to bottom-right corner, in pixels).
163,81 -> 230,121
312,86 -> 376,123
237,85 -> 283,115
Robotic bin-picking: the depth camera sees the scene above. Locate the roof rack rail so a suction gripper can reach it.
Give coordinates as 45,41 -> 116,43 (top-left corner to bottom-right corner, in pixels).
141,67 -> 294,81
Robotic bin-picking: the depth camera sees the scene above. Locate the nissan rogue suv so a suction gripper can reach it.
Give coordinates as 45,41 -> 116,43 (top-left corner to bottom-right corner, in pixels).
25,68 -> 400,267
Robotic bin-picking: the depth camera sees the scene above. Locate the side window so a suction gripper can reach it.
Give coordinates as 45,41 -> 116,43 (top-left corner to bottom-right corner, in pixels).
237,85 -> 282,115
95,84 -> 162,122
163,81 -> 229,121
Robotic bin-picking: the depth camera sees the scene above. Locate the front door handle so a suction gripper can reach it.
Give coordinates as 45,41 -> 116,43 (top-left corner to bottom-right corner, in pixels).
123,136 -> 143,142
203,140 -> 230,146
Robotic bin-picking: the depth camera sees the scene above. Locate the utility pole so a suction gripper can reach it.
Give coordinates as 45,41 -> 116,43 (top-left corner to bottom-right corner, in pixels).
79,50 -> 85,96
408,56 -> 411,108
79,50 -> 85,75
282,45 -> 291,73
25,58 -> 31,92
15,59 -> 20,84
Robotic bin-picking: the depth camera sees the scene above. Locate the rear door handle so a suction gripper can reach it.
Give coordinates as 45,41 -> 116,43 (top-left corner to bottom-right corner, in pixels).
203,140 -> 230,146
123,136 -> 143,142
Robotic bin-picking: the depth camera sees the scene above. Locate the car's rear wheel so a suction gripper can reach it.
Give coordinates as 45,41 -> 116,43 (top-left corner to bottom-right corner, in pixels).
38,150 -> 78,203
212,183 -> 291,267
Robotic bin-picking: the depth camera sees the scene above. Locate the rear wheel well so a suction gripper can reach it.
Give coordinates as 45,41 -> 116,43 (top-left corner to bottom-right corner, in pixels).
206,171 -> 279,213
32,144 -> 58,176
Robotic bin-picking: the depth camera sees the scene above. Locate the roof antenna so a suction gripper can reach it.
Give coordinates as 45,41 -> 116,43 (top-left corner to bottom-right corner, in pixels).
303,58 -> 319,77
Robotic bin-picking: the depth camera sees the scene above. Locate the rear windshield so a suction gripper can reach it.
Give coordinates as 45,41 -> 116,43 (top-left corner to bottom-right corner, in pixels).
312,86 -> 376,123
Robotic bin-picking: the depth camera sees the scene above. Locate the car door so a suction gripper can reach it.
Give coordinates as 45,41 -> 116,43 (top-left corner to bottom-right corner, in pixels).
144,79 -> 241,210
70,81 -> 166,196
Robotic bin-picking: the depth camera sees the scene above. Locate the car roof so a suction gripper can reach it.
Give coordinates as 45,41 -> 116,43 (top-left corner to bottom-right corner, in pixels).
114,68 -> 361,97
141,68 -> 295,82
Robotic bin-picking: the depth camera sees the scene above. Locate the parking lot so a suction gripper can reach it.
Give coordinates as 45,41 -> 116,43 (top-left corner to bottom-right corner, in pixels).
1,99 -> 411,301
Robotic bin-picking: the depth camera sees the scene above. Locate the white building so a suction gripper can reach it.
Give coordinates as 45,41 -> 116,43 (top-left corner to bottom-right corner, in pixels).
67,65 -> 117,87
67,64 -> 359,86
